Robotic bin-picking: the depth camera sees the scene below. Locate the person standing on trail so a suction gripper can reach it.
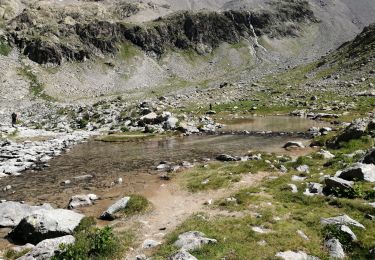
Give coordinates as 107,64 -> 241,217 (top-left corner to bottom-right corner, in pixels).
11,112 -> 17,127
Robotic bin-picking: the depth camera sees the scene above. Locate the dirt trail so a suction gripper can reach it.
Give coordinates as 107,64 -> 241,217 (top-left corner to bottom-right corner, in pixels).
121,171 -> 271,259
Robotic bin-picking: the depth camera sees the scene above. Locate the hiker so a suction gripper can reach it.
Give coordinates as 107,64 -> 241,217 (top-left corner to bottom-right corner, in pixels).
209,103 -> 213,110
11,112 -> 17,127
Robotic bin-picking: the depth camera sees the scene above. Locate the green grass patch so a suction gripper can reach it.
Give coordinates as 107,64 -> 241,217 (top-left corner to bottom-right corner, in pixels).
154,214 -> 328,259
122,194 -> 151,216
183,158 -> 277,192
53,217 -> 134,260
0,39 -> 11,56
119,41 -> 140,60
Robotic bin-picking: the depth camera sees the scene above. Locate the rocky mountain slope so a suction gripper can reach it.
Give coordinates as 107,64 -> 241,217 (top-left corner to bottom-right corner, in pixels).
0,0 -> 375,123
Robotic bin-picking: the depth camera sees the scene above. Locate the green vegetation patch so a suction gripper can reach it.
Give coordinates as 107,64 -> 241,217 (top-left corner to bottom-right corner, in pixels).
53,217 -> 134,260
154,129 -> 375,259
0,39 -> 11,56
183,154 -> 280,192
122,194 -> 151,216
119,41 -> 140,60
18,66 -> 56,101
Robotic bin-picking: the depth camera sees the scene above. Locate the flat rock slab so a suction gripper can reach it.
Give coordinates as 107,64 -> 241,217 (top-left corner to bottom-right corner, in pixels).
0,201 -> 53,228
17,235 -> 75,260
174,231 -> 217,252
275,250 -> 320,260
9,209 -> 84,244
321,214 -> 365,229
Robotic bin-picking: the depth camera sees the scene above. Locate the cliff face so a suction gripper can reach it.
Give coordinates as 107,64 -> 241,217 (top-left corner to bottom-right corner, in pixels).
5,0 -> 316,65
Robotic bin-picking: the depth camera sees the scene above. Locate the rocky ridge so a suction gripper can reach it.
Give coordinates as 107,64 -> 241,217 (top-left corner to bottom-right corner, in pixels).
4,0 -> 316,64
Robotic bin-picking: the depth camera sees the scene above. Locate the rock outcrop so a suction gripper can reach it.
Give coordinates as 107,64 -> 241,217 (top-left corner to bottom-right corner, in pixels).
5,1 -> 317,64
17,235 -> 75,260
338,163 -> 375,182
0,201 -> 53,228
9,209 -> 84,244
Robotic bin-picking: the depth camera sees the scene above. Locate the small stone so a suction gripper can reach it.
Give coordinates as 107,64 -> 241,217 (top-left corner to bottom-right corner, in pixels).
142,239 -> 161,249
297,230 -> 309,240
288,184 -> 298,193
173,231 -> 217,251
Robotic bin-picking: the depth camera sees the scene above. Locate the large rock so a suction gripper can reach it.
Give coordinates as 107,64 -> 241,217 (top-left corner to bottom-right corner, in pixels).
324,238 -> 345,259
0,202 -> 53,228
9,209 -> 84,244
174,231 -> 217,251
164,116 -> 179,130
338,163 -> 375,182
362,148 -> 375,164
321,215 -> 365,229
100,197 -> 130,220
323,177 -> 354,195
68,194 -> 98,209
340,225 -> 357,241
275,251 -> 320,260
332,118 -> 369,145
17,235 -> 75,260
168,250 -> 197,260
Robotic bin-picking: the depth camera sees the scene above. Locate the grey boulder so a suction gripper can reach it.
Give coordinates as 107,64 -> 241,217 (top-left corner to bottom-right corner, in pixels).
9,209 -> 84,244
275,251 -> 320,260
321,214 -> 365,229
338,163 -> 375,182
68,194 -> 98,209
17,235 -> 75,260
0,201 -> 53,228
324,238 -> 345,259
174,231 -> 217,251
323,177 -> 354,195
100,197 -> 130,220
362,148 -> 375,164
334,118 -> 369,144
340,225 -> 357,241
